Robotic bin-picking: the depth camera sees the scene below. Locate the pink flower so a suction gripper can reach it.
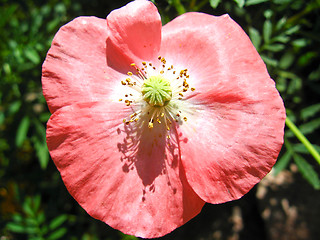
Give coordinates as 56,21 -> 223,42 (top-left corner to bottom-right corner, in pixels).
42,0 -> 285,238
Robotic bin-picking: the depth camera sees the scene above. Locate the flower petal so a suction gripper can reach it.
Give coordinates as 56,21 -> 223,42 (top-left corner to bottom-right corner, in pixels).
183,92 -> 285,202
106,0 -> 161,72
160,13 -> 269,94
42,17 -> 114,113
179,87 -> 285,203
160,12 -> 286,203
47,102 -> 204,238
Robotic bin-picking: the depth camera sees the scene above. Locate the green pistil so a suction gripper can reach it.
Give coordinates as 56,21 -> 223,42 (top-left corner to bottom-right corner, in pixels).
141,75 -> 172,107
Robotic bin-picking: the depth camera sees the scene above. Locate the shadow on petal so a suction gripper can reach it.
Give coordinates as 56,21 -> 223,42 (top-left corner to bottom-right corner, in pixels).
117,118 -> 181,193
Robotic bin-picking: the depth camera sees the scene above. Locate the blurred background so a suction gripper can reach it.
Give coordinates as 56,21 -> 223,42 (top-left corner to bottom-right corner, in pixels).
0,0 -> 320,239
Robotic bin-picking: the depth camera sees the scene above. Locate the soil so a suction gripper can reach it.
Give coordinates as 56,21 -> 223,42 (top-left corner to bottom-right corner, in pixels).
156,164 -> 320,240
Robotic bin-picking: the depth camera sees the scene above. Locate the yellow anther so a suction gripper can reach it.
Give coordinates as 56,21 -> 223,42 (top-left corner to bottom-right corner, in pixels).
179,93 -> 184,97
126,78 -> 131,83
127,72 -> 133,76
148,122 -> 154,129
142,62 -> 146,65
160,113 -> 165,117
119,99 -> 123,102
157,118 -> 161,124
183,117 -> 187,121
191,87 -> 195,91
125,100 -> 131,106
123,119 -> 126,123
121,81 -> 127,85
130,63 -> 136,66
158,56 -> 161,60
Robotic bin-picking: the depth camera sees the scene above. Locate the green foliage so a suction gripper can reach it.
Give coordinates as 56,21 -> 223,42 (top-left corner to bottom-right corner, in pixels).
6,196 -> 68,240
1,0 -> 320,239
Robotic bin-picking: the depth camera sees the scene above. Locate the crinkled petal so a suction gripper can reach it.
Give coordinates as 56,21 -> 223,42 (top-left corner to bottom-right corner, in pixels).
179,87 -> 285,203
42,17 -> 112,113
160,13 -> 286,203
106,0 -> 161,72
46,102 -> 204,238
160,13 -> 269,94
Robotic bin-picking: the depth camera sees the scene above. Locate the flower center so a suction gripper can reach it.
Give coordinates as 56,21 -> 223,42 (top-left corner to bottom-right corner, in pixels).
141,75 -> 172,107
119,56 -> 195,135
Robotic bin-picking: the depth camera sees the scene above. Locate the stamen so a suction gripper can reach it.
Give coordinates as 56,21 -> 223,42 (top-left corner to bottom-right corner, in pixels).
119,58 -> 195,132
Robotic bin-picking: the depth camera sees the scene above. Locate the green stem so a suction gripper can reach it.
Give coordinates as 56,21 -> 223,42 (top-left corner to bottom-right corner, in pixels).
285,117 -> 320,165
172,0 -> 186,15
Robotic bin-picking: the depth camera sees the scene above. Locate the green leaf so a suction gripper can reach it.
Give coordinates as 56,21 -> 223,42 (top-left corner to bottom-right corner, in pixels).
264,10 -> 273,19
287,76 -> 302,95
294,154 -> 320,190
49,215 -> 68,230
6,222 -> 26,233
293,144 -> 320,154
249,27 -> 261,49
16,116 -> 30,147
246,0 -> 268,6
33,195 -> 41,212
273,151 -> 292,175
48,227 -> 67,240
33,139 -> 49,169
261,55 -> 278,67
209,0 -> 221,8
272,35 -> 290,43
23,198 -> 34,217
24,48 -> 40,65
285,25 -> 300,35
298,118 -> 320,136
292,38 -> 308,48
301,104 -> 320,121
263,20 -> 272,43
275,17 -> 287,31
8,101 -> 22,115
38,212 -> 46,225
279,52 -> 295,69
273,0 -> 293,4
233,0 -> 245,8
12,214 -> 23,223
264,43 -> 285,52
